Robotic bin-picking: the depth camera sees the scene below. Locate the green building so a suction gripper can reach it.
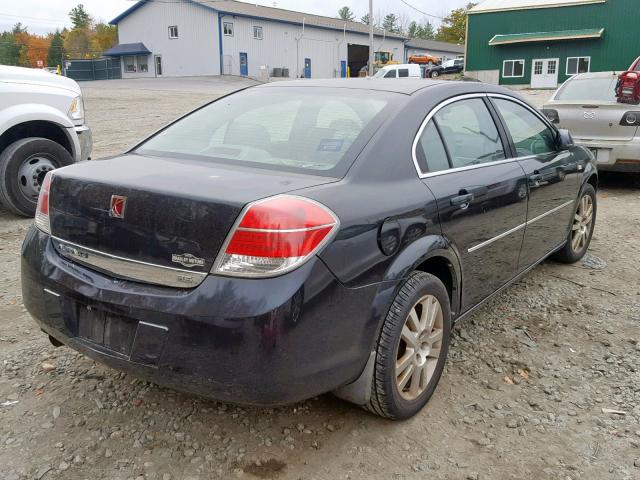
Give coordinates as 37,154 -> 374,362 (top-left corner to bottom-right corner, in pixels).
465,0 -> 639,88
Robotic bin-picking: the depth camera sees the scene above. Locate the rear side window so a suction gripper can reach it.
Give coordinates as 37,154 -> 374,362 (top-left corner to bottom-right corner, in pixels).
398,68 -> 409,78
434,98 -> 506,168
555,77 -> 617,102
137,88 -> 390,177
416,121 -> 449,173
492,98 -> 556,156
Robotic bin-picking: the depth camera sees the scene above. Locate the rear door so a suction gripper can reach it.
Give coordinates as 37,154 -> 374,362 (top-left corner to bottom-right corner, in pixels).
490,95 -> 580,269
415,96 -> 528,312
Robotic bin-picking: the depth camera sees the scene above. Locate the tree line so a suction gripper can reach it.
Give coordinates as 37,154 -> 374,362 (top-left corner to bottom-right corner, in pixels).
0,4 -> 117,68
337,2 -> 477,44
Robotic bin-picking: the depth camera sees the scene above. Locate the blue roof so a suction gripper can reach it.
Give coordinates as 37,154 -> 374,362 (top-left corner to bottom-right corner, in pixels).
103,42 -> 151,57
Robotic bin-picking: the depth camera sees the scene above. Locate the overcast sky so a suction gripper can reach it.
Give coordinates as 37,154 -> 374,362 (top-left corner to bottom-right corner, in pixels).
1,0 -> 472,35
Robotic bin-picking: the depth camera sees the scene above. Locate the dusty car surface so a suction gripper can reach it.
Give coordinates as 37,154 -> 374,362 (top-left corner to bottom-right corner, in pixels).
543,71 -> 640,173
0,66 -> 92,216
21,79 -> 597,420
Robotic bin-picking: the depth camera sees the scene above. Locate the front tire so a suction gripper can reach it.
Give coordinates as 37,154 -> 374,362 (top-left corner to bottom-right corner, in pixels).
553,183 -> 597,263
0,137 -> 73,217
430,70 -> 439,78
365,272 -> 451,420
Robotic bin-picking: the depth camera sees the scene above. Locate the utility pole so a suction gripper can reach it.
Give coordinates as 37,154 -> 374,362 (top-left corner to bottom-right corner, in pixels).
368,0 -> 374,76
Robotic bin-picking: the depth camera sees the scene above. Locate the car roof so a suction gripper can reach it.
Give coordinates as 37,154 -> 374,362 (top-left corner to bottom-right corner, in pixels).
257,78 -> 448,95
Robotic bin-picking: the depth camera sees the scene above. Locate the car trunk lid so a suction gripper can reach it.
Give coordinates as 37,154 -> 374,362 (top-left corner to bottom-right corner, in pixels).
552,100 -> 638,142
49,154 -> 336,283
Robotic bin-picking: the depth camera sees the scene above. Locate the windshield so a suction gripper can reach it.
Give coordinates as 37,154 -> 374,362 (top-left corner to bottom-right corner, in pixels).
373,68 -> 390,78
555,76 -> 618,102
375,52 -> 391,63
136,87 -> 391,177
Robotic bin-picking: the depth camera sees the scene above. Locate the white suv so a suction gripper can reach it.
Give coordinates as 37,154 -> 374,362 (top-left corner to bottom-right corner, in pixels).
0,66 -> 92,216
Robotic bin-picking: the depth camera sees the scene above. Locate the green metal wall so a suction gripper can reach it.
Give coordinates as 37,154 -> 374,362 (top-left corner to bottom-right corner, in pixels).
466,0 -> 639,85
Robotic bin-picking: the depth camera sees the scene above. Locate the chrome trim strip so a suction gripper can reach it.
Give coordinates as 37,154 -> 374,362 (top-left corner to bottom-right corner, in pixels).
52,237 -> 207,289
43,288 -> 60,297
468,221 -> 527,253
236,223 -> 336,233
138,321 -> 169,331
526,200 -> 575,226
467,200 -> 575,253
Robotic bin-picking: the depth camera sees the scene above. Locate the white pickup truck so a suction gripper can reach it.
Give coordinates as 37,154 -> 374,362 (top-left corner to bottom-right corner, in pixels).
0,66 -> 92,216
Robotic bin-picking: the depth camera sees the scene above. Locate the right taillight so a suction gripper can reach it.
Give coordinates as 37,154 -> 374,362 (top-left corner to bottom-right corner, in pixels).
541,108 -> 559,124
35,172 -> 53,234
212,195 -> 339,278
620,111 -> 640,126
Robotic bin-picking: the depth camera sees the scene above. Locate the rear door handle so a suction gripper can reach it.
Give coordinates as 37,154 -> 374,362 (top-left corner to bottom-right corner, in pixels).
450,193 -> 474,207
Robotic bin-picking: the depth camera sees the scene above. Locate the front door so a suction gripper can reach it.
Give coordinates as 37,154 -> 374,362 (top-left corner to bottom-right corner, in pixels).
154,55 -> 162,76
304,58 -> 311,78
531,58 -> 558,89
239,52 -> 248,76
416,97 -> 529,312
490,96 -> 580,269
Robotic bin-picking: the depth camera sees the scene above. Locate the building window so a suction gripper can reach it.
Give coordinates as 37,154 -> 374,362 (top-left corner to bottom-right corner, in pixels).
503,59 -> 524,78
137,55 -> 149,72
168,25 -> 178,39
253,25 -> 263,40
124,56 -> 136,73
548,60 -> 557,75
566,56 -> 590,76
534,60 -> 543,75
223,22 -> 233,36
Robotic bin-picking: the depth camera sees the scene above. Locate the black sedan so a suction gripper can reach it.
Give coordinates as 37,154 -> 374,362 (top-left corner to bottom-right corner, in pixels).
21,79 -> 597,420
426,58 -> 465,78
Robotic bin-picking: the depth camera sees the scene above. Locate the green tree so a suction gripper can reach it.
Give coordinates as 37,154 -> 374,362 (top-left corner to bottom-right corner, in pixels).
436,2 -> 476,44
337,6 -> 355,22
382,13 -> 399,33
361,13 -> 372,25
64,28 -> 91,58
69,4 -> 92,29
47,30 -> 65,67
416,22 -> 435,39
0,31 -> 20,65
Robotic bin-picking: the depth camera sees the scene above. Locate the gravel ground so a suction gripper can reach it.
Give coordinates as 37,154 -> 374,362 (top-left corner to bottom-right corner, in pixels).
1,81 -> 640,480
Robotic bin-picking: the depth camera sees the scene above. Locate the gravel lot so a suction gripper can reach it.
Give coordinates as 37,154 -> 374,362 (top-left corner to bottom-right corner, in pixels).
1,79 -> 640,480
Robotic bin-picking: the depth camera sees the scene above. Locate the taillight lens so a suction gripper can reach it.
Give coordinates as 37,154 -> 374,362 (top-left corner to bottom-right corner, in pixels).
620,111 -> 640,126
35,172 -> 53,234
213,195 -> 339,277
541,108 -> 559,124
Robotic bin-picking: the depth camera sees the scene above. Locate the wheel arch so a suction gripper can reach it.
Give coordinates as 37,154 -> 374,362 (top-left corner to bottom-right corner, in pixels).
0,120 -> 74,159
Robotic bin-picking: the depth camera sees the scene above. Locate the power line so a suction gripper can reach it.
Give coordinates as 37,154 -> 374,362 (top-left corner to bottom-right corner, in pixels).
397,0 -> 444,20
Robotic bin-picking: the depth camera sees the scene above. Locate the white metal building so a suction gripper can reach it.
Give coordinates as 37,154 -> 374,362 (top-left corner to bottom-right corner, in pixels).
106,0 -> 406,79
404,39 -> 465,63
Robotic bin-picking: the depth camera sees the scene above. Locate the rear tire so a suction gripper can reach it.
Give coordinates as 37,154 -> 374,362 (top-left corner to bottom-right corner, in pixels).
553,184 -> 597,263
365,272 -> 451,420
0,137 -> 73,217
430,71 -> 439,78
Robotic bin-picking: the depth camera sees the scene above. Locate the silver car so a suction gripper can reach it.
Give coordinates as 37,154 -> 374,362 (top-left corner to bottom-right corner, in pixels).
542,71 -> 640,173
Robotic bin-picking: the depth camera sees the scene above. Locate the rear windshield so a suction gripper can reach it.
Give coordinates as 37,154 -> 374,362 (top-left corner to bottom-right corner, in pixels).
136,87 -> 391,177
555,77 -> 618,102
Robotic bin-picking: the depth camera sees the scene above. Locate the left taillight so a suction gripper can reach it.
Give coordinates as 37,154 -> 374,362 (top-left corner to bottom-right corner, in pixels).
212,195 -> 339,278
35,171 -> 53,234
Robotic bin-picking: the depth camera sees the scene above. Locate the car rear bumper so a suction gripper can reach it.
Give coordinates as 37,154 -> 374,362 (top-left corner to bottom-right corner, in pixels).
21,227 -> 381,406
574,136 -> 640,172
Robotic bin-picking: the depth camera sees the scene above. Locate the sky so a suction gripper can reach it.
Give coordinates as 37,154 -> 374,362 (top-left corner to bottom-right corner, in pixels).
0,0 -> 473,35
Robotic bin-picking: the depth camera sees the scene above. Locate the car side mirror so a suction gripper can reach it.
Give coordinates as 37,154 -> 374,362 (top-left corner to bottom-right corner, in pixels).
556,129 -> 574,151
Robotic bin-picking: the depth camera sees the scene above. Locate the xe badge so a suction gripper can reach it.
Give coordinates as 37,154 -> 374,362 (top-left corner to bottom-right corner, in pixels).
110,195 -> 127,218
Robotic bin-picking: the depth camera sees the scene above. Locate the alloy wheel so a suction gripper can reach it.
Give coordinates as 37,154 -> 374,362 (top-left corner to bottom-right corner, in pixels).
395,294 -> 444,401
571,194 -> 594,252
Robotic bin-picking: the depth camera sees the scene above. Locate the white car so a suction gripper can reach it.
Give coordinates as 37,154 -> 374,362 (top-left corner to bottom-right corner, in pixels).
373,64 -> 422,79
542,71 -> 640,173
0,66 -> 92,216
